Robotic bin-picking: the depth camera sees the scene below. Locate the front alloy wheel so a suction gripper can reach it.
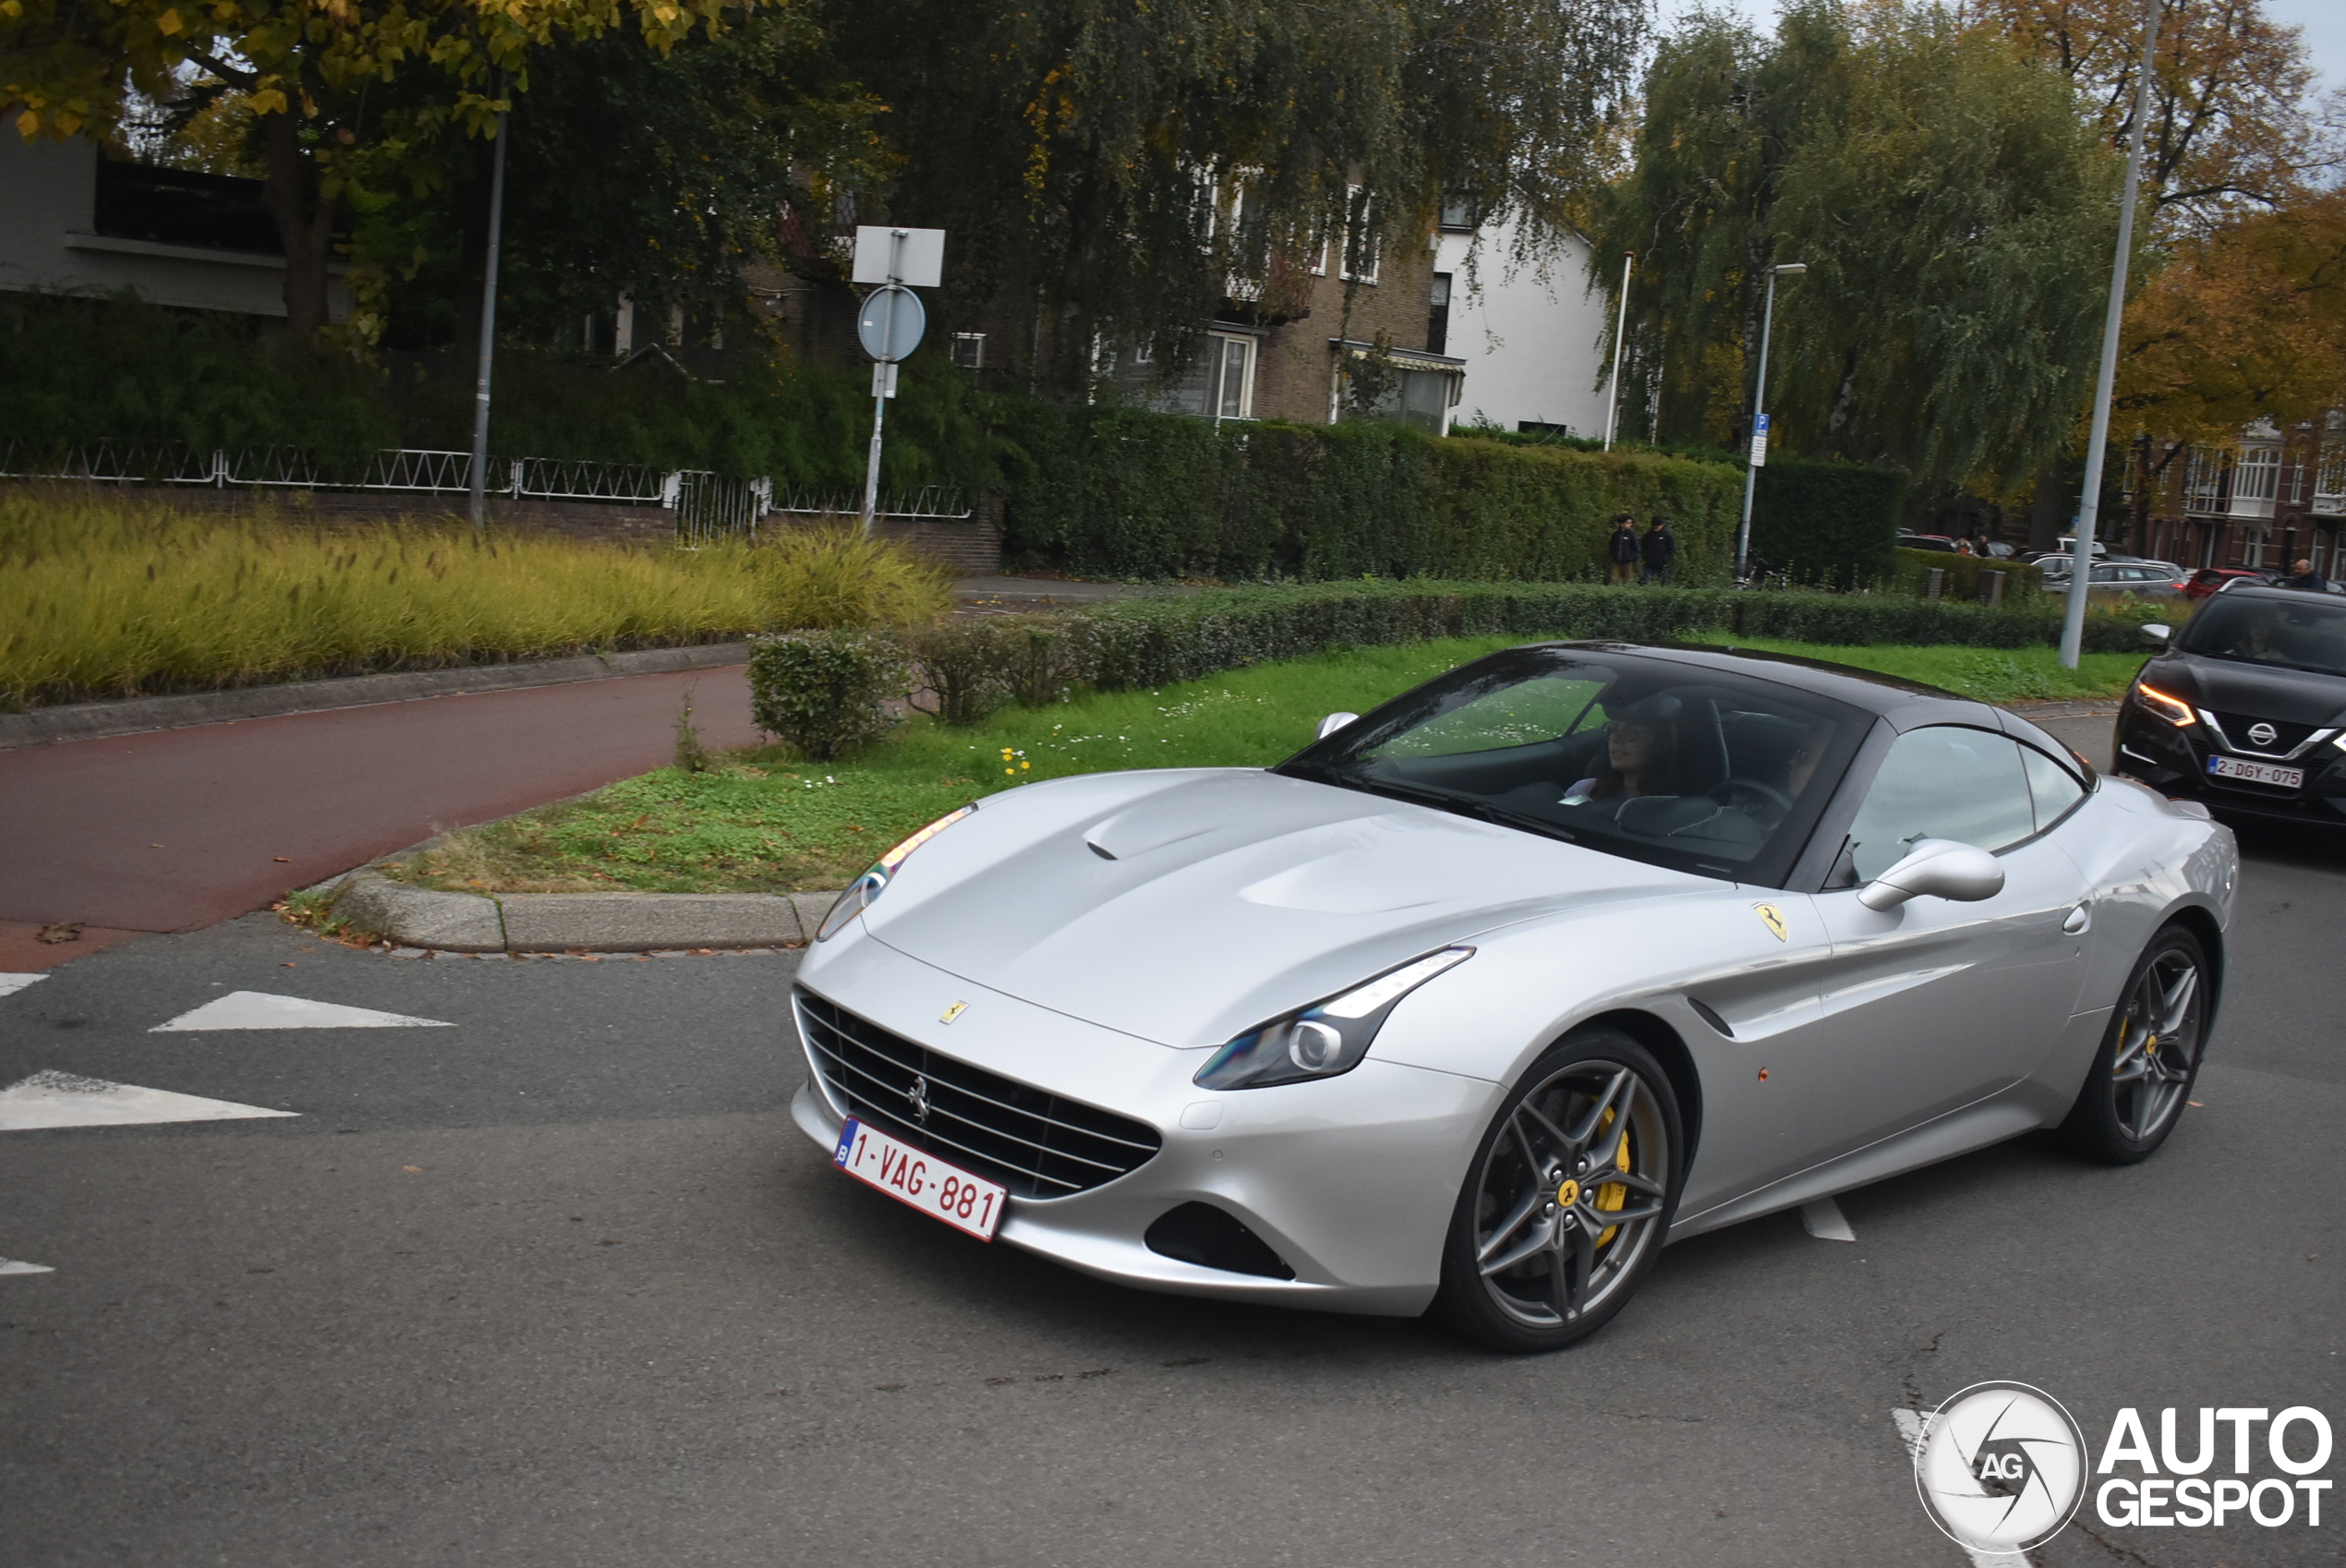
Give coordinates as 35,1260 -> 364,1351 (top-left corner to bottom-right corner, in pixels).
2061,924 -> 2213,1164
1435,1029 -> 1682,1352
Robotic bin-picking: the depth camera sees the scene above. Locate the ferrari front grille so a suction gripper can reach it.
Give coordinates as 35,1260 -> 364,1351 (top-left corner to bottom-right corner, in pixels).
793,987 -> 1162,1199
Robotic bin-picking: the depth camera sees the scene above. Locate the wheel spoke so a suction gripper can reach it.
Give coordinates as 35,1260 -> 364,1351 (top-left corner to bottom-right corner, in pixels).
1587,1194 -> 1665,1227
1518,1099 -> 1578,1164
1565,1068 -> 1634,1148
1476,1185 -> 1545,1264
1562,1214 -> 1597,1318
2155,963 -> 2199,1037
1480,1221 -> 1554,1279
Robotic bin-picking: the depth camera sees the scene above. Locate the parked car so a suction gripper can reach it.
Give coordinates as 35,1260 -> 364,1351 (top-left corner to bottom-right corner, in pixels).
2044,561 -> 2187,601
1898,533 -> 1960,553
2115,585 -> 2346,828
2030,537 -> 2110,567
1980,541 -> 2017,560
2181,567 -> 2278,601
794,641 -> 2235,1351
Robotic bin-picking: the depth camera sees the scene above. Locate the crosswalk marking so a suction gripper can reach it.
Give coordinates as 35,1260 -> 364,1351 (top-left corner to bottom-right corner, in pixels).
1800,1197 -> 1856,1241
0,973 -> 50,998
151,990 -> 452,1032
0,1071 -> 297,1132
0,1258 -> 56,1275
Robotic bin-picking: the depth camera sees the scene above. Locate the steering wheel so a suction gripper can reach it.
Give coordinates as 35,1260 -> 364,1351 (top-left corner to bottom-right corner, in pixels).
1707,777 -> 1794,813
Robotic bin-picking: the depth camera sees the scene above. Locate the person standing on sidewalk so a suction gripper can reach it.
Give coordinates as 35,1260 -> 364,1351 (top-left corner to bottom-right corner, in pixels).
1607,514 -> 1640,585
1640,515 -> 1677,585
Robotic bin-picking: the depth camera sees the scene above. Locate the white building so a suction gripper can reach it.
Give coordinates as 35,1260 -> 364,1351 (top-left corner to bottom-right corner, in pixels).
0,112 -> 348,320
1433,210 -> 1614,439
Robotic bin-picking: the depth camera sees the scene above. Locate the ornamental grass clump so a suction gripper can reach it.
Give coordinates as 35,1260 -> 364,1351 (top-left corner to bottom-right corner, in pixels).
0,489 -> 952,709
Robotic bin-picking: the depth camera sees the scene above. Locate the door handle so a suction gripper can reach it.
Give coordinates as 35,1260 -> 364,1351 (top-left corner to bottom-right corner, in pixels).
2062,902 -> 2091,935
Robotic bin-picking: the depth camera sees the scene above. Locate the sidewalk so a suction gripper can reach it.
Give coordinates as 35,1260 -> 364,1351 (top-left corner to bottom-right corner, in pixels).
0,665 -> 761,968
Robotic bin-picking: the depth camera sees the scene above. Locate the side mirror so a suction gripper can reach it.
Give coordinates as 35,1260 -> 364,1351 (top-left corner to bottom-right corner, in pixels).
1315,711 -> 1360,741
1857,838 -> 2006,911
2140,623 -> 2172,646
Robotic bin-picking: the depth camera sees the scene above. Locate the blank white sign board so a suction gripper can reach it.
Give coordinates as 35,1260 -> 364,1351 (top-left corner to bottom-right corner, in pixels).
851,226 -> 946,287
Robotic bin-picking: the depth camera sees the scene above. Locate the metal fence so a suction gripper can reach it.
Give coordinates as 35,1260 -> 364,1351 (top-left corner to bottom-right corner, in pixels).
3,440 -> 977,541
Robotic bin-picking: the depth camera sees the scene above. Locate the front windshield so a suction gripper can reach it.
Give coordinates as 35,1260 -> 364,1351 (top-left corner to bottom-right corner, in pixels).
2177,596 -> 2346,678
1278,646 -> 1870,883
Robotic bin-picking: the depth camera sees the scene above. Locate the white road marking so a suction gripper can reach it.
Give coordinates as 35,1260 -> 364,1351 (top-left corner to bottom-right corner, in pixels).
0,1071 -> 297,1132
0,1258 -> 55,1275
0,973 -> 51,997
1800,1197 -> 1856,1241
151,991 -> 452,1032
1893,1407 -> 2030,1568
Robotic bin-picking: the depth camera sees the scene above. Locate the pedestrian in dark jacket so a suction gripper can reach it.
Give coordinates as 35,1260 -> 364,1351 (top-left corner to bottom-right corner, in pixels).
1640,516 -> 1677,585
2283,558 -> 2329,592
1607,513 -> 1640,585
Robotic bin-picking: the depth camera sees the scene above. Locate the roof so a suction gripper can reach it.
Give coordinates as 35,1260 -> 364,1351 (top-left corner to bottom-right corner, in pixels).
1525,639 -> 2001,729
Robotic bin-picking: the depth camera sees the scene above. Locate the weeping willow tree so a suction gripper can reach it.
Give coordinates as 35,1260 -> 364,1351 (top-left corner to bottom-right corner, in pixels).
823,0 -> 1647,395
1593,2 -> 2121,492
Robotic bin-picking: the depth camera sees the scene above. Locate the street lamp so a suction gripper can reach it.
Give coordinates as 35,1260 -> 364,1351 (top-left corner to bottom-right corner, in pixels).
1735,261 -> 1806,581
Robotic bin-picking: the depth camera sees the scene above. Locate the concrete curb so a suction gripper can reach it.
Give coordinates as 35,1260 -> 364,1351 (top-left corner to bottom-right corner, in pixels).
0,642 -> 752,750
326,868 -> 838,953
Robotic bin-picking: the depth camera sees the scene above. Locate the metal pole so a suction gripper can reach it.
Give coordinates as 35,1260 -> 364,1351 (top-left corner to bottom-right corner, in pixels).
2061,0 -> 2163,669
859,229 -> 906,536
1735,270 -> 1783,580
466,82 -> 510,537
1603,251 -> 1633,452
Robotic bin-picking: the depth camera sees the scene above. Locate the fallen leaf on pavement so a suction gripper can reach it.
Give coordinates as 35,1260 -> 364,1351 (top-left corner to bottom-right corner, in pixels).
35,923 -> 82,945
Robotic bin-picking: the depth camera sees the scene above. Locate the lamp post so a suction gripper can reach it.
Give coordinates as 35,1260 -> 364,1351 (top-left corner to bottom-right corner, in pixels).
2060,0 -> 2163,669
1735,261 -> 1805,581
466,78 -> 511,538
1602,251 -> 1633,452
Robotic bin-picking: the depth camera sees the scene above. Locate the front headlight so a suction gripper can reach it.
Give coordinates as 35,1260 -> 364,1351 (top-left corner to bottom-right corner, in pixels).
2131,681 -> 2195,728
1193,947 -> 1473,1090
815,804 -> 974,942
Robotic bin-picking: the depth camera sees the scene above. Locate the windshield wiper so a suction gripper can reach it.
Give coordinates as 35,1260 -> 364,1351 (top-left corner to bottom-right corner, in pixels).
1292,768 -> 1580,844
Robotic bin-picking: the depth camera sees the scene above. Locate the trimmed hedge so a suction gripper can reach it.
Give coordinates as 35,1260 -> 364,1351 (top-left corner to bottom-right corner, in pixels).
995,405 -> 1745,585
747,631 -> 912,759
1890,548 -> 2045,603
1748,457 -> 1906,589
902,579 -> 2159,725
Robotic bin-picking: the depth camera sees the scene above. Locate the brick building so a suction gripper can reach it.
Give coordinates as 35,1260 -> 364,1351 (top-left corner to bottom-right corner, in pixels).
2131,413 -> 2346,573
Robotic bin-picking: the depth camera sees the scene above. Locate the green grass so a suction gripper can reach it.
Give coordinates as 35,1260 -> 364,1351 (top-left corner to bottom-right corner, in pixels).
0,491 -> 950,709
393,633 -> 2146,896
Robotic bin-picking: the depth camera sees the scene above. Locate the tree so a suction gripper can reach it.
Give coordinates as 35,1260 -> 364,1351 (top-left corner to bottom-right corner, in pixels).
2111,189 -> 2346,541
1592,1 -> 2120,492
2,0 -> 737,337
820,0 -> 1646,395
1968,0 -> 2339,233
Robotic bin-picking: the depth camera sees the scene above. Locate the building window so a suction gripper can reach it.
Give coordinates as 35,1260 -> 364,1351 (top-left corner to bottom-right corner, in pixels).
950,332 -> 986,369
2244,524 -> 2268,568
1340,185 -> 1379,284
1330,340 -> 1462,434
1438,195 -> 1478,233
2236,445 -> 2280,502
1427,272 -> 1452,356
1103,329 -> 1253,420
1203,333 -> 1253,419
2183,448 -> 2230,513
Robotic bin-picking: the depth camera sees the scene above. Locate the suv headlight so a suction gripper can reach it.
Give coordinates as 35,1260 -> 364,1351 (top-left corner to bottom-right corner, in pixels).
816,804 -> 974,942
1193,947 -> 1473,1090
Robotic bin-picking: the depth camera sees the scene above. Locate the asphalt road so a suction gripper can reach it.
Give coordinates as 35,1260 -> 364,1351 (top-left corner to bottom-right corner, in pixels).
2,719 -> 2340,1567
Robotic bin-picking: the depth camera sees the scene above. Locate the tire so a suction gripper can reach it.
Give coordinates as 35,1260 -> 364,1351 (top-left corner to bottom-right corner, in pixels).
1433,1028 -> 1685,1353
2059,924 -> 2214,1164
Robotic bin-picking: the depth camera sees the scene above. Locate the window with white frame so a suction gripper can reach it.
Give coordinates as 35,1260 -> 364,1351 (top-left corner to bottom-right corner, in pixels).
950,332 -> 986,368
2236,445 -> 2280,502
1104,329 -> 1253,420
2183,448 -> 2231,513
1340,184 -> 1379,284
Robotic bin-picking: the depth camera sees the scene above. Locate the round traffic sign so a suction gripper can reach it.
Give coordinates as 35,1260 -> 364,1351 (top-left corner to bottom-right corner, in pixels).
856,284 -> 926,362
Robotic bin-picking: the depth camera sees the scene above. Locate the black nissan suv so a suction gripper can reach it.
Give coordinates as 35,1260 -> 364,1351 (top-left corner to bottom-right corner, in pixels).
2113,584 -> 2346,825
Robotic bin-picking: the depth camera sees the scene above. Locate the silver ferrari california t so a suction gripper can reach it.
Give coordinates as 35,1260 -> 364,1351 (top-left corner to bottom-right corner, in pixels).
789,643 -> 2236,1351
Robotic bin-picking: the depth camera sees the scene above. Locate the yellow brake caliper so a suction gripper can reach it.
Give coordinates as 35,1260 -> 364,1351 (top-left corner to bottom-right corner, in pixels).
1593,1108 -> 1631,1248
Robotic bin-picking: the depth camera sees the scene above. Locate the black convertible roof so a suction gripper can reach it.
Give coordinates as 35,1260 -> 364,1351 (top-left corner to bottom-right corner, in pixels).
1530,639 -> 2014,735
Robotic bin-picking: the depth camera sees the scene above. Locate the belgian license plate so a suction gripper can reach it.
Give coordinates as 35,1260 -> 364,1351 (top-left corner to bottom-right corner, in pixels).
2208,755 -> 2304,790
832,1117 -> 1006,1240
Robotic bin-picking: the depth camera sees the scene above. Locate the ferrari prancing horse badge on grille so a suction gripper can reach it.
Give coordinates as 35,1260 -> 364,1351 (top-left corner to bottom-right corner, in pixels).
1752,903 -> 1789,942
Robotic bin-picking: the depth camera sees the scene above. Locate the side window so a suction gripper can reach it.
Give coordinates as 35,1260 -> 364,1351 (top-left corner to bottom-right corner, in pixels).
2020,744 -> 2086,830
1842,727 -> 2038,883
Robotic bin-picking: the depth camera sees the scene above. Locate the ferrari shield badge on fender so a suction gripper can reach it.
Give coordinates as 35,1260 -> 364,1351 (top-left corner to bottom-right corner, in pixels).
1752,903 -> 1789,942
938,1000 -> 969,1024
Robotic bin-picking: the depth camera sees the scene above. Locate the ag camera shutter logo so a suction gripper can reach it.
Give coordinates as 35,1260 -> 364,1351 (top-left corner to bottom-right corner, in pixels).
1913,1381 -> 2088,1552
